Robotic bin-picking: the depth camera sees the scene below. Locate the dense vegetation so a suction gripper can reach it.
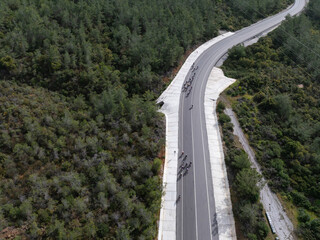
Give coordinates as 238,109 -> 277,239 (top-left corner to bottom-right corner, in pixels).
0,0 -> 292,97
222,1 -> 320,239
0,0 -> 294,238
0,81 -> 164,239
225,0 -> 294,29
0,0 -> 222,97
217,102 -> 269,240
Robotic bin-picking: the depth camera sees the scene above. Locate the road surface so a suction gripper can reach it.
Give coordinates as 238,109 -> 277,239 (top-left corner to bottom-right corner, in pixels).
176,1 -> 307,239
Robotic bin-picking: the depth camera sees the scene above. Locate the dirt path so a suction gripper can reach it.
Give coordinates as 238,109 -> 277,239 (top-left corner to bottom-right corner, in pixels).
224,108 -> 295,240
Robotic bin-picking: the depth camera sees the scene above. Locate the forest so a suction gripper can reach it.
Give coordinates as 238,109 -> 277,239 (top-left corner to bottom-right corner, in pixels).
0,0 -> 293,239
222,0 -> 320,239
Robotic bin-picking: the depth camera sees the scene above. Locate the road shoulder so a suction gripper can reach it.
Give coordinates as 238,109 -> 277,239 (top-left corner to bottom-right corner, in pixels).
157,33 -> 234,240
204,67 -> 237,239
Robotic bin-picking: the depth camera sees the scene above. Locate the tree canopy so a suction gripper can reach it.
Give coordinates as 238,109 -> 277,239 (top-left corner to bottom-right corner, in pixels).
0,0 -> 294,238
223,1 -> 320,238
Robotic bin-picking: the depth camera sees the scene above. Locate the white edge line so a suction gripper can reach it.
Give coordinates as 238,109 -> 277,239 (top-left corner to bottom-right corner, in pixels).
181,94 -> 184,240
191,108 -> 199,240
198,64 -> 214,240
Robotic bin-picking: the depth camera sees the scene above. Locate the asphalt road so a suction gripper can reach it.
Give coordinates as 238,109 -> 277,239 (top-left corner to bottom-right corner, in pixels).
176,1 -> 307,239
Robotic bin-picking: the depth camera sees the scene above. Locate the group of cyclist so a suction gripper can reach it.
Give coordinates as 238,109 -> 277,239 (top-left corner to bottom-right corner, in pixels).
182,62 -> 198,98
178,151 -> 193,177
177,150 -> 194,201
177,63 -> 199,202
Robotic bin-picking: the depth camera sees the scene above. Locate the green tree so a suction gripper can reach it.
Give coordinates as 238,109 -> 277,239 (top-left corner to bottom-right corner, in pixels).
235,168 -> 262,203
232,151 -> 251,170
274,94 -> 292,120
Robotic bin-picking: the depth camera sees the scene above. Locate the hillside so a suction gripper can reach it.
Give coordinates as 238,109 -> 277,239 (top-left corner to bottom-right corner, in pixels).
0,81 -> 164,238
0,0 -> 293,238
222,0 -> 320,239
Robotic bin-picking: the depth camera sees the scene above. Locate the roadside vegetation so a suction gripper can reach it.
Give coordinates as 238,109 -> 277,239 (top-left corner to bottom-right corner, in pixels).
217,101 -> 269,240
221,0 -> 294,31
222,1 -> 320,239
0,0 -> 294,238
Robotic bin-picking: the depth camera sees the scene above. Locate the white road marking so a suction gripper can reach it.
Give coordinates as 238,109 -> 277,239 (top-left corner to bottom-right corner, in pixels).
198,64 -> 214,240
190,100 -> 199,240
180,88 -> 185,240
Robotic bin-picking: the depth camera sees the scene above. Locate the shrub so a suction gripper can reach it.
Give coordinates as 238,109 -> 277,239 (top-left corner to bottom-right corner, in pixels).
219,113 -> 231,124
217,101 -> 226,114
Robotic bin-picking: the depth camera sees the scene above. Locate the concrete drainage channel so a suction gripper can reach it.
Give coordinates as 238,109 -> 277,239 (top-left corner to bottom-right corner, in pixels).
157,32 -> 236,240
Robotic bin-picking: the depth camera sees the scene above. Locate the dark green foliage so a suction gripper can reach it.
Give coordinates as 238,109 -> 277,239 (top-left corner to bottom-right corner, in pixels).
274,94 -> 292,120
217,105 -> 267,238
291,191 -> 311,209
218,113 -> 231,124
235,168 -> 262,203
152,158 -> 162,175
217,101 -> 226,114
227,0 -> 293,21
0,81 -> 164,238
0,0 -> 294,238
298,208 -> 311,223
232,151 -> 251,170
0,0 -> 294,97
223,1 -> 320,238
0,0 -> 225,96
228,45 -> 247,60
237,203 -> 269,239
297,219 -> 320,240
307,0 -> 320,28
216,0 -> 293,31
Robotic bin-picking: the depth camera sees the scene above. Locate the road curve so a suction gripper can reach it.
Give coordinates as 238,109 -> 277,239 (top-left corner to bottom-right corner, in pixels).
176,1 -> 308,240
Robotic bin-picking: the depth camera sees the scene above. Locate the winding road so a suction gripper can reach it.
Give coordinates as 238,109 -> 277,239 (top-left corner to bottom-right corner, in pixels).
176,0 -> 308,239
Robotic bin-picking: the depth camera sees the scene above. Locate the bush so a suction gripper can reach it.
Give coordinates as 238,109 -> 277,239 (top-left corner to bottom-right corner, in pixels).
217,101 -> 226,114
247,233 -> 258,240
235,168 -> 262,203
291,191 -> 311,209
232,151 -> 251,171
256,221 -> 269,239
219,113 -> 231,124
152,158 -> 162,175
229,45 -> 247,60
298,208 -> 310,223
0,56 -> 16,71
